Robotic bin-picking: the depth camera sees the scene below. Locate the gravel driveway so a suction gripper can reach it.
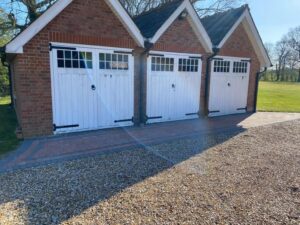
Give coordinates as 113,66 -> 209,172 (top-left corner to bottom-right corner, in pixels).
0,120 -> 299,225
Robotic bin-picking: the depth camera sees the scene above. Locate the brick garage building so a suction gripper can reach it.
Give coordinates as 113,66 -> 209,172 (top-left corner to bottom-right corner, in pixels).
200,5 -> 272,116
4,0 -> 271,138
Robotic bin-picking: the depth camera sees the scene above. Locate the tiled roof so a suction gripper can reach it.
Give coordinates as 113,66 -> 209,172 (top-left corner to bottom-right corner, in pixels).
200,5 -> 248,46
133,0 -> 184,38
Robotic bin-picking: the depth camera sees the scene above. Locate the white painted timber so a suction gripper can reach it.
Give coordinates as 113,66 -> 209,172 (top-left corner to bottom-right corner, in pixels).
50,43 -> 134,134
208,56 -> 251,117
146,51 -> 202,123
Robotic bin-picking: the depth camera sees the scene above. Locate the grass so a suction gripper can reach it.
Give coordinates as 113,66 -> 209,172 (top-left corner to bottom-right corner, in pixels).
257,81 -> 300,113
0,96 -> 20,156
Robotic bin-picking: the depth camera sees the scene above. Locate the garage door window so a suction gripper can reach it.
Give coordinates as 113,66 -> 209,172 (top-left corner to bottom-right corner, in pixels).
178,58 -> 199,72
57,50 -> 93,69
99,53 -> 129,70
151,57 -> 174,72
213,60 -> 230,73
233,61 -> 248,73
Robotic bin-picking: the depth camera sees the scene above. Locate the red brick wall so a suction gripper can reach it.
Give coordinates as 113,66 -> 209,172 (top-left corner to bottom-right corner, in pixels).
217,23 -> 261,112
152,17 -> 206,54
12,0 -> 139,138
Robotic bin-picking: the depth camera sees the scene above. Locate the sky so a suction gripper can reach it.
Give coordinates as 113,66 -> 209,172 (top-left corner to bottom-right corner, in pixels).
1,0 -> 299,45
246,0 -> 300,44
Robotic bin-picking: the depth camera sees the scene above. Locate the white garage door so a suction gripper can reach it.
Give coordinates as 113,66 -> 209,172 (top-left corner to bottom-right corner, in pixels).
146,51 -> 202,123
50,43 -> 134,133
208,56 -> 251,117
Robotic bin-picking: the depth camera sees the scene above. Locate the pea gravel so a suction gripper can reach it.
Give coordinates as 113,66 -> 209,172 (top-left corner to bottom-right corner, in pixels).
0,120 -> 299,225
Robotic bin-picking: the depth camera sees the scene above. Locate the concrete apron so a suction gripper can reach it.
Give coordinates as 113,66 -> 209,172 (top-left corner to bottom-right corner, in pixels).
1,112 -> 299,173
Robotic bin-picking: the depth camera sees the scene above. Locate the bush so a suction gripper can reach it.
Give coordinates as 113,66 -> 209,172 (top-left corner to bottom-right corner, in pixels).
0,63 -> 9,97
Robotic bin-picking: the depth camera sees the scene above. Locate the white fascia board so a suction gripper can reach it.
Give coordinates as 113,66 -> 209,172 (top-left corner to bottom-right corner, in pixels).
150,0 -> 213,53
6,0 -> 145,54
244,11 -> 272,67
217,11 -> 247,49
217,9 -> 271,67
6,0 -> 73,54
185,3 -> 213,53
104,0 -> 145,47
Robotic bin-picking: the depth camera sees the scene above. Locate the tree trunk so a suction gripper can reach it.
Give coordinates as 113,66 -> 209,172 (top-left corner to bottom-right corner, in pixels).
275,64 -> 280,81
298,67 -> 300,82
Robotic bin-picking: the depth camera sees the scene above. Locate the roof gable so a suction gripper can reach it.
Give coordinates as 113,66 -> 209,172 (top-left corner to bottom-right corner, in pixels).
133,0 -> 213,53
133,0 -> 183,39
201,5 -> 246,46
5,0 -> 144,53
201,5 -> 271,67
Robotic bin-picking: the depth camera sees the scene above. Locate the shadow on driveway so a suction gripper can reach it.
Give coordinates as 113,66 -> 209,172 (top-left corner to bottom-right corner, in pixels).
0,122 -> 243,224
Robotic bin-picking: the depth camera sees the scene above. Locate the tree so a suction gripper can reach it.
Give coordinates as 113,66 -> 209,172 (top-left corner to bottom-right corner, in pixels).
0,0 -> 57,35
0,0 -> 245,36
0,30 -> 10,96
274,38 -> 291,81
193,0 -> 244,17
120,0 -> 244,16
286,26 -> 300,82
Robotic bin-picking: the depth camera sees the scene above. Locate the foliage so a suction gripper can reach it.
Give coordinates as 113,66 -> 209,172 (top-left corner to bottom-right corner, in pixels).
0,63 -> 9,97
0,0 -> 57,35
265,26 -> 300,82
257,82 -> 300,113
0,96 -> 20,156
260,69 -> 299,82
0,34 -> 10,97
0,0 -> 244,36
120,0 -> 244,16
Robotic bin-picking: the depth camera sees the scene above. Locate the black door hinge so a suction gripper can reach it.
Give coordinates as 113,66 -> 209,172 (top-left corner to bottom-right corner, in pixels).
145,115 -> 162,122
189,56 -> 203,60
49,43 -> 77,51
53,124 -> 79,131
148,53 -> 164,57
113,50 -> 134,55
241,59 -> 251,63
208,110 -> 220,114
237,107 -> 247,111
114,117 -> 134,123
212,57 -> 224,61
186,112 -> 199,116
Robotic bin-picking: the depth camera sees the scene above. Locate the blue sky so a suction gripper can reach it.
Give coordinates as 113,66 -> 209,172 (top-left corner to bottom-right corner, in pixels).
246,0 -> 300,44
1,0 -> 299,45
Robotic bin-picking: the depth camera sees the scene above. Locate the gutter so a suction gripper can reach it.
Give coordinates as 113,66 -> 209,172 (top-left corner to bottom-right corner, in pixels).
253,67 -> 267,112
204,47 -> 219,115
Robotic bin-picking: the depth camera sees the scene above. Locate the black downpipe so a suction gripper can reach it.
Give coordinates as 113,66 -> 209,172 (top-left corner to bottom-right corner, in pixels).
254,67 -> 267,112
139,41 -> 153,124
205,47 -> 219,115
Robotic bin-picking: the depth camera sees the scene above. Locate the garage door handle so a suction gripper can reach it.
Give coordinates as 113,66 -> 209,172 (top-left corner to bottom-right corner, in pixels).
228,83 -> 231,87
172,84 -> 175,88
91,85 -> 96,90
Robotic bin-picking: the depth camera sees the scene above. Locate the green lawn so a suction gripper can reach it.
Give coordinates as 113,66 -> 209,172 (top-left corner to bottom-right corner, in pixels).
258,82 -> 300,113
0,96 -> 20,156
